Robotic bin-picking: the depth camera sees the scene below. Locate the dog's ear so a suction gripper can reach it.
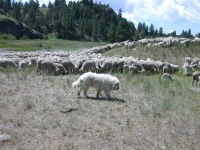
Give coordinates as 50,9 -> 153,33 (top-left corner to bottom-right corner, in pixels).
114,78 -> 118,84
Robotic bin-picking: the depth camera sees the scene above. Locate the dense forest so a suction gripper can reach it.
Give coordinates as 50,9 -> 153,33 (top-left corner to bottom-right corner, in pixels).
0,0 -> 198,41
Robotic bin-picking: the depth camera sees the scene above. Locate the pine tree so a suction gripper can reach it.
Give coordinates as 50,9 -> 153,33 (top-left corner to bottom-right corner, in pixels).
154,29 -> 158,37
97,16 -> 107,41
188,28 -> 192,38
92,21 -> 98,41
118,8 -> 122,21
170,31 -> 176,37
12,1 -> 22,21
196,33 -> 200,38
159,27 -> 163,37
149,24 -> 154,37
116,18 -> 129,41
107,23 -> 116,43
0,0 -> 4,11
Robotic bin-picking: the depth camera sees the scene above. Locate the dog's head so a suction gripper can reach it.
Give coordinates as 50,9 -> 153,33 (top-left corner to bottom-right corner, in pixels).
112,78 -> 120,90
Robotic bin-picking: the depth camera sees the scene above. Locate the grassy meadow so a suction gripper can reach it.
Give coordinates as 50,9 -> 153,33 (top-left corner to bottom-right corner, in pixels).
0,37 -> 107,51
0,41 -> 200,149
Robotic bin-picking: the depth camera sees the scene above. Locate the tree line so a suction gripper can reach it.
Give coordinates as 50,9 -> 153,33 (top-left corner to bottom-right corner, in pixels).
0,0 -> 198,41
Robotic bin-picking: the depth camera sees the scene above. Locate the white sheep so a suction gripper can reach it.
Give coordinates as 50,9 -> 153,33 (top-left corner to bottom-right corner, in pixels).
80,60 -> 100,73
192,71 -> 200,86
161,73 -> 174,81
185,57 -> 192,64
182,62 -> 194,75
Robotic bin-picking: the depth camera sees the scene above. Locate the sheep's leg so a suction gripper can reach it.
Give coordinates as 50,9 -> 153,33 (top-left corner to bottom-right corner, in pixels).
104,91 -> 111,99
192,78 -> 194,85
96,90 -> 101,99
35,67 -> 39,74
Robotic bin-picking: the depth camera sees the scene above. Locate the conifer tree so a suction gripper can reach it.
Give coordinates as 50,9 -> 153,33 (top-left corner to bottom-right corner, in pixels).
107,23 -> 116,43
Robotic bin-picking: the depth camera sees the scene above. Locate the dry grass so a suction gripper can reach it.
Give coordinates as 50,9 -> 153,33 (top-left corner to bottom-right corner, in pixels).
103,43 -> 200,65
0,67 -> 200,150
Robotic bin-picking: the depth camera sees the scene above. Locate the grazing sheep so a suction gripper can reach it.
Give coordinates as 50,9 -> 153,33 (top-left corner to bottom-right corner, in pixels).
36,60 -> 64,75
18,59 -> 32,70
0,59 -> 18,69
129,65 -> 138,73
156,61 -> 165,73
161,73 -> 174,81
101,60 -> 113,72
53,63 -> 68,75
123,64 -> 130,72
191,58 -> 200,65
133,63 -> 144,72
185,57 -> 192,64
72,72 -> 120,99
180,40 -> 190,47
198,76 -> 200,87
62,60 -> 77,73
79,60 -> 100,73
141,62 -> 157,74
123,64 -> 138,73
114,60 -> 125,72
162,64 -> 173,73
171,64 -> 179,72
35,60 -> 47,74
182,62 -> 194,75
192,71 -> 200,86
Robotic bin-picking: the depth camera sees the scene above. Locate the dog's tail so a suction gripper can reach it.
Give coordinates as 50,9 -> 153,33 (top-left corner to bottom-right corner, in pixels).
72,79 -> 81,88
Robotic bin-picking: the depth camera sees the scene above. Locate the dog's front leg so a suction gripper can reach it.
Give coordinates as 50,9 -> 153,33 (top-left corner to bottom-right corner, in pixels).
104,91 -> 111,99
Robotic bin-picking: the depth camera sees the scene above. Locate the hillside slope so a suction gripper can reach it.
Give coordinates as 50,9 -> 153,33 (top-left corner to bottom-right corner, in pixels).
0,15 -> 43,39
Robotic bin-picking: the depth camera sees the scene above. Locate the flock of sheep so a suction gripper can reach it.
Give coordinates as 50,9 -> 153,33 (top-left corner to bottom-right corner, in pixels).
138,37 -> 200,48
0,37 -> 200,87
0,42 -> 179,75
181,56 -> 200,86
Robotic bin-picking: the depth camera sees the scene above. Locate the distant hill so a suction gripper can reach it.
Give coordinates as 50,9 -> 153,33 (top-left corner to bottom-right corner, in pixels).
0,0 -> 196,41
0,15 -> 43,39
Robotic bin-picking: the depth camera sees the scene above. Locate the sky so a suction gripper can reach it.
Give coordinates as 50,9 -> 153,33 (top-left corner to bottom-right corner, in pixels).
19,0 -> 200,35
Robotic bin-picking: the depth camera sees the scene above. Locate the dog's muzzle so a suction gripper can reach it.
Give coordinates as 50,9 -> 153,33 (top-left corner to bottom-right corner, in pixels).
114,86 -> 119,90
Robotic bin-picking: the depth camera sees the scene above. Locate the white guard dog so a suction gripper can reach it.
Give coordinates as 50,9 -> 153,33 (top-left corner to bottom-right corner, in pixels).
72,72 -> 120,99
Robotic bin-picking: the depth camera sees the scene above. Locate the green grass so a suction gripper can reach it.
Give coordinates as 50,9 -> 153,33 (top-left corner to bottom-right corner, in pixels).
0,38 -> 107,51
0,34 -> 17,40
